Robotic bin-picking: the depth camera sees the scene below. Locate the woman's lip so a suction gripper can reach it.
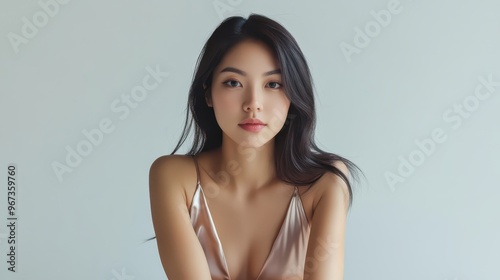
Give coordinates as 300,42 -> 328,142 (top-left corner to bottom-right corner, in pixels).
239,118 -> 265,125
238,124 -> 266,132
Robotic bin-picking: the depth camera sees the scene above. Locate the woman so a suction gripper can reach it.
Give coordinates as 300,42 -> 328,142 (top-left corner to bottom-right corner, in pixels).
148,13 -> 364,280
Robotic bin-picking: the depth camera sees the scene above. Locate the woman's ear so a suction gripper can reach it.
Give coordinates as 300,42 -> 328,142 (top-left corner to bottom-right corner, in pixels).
204,91 -> 213,107
203,83 -> 213,107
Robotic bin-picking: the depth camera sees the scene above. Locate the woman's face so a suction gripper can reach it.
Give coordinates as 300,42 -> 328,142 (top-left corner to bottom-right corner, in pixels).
207,39 -> 291,148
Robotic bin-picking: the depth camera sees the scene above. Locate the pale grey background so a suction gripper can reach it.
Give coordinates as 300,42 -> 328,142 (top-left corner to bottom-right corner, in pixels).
0,0 -> 499,279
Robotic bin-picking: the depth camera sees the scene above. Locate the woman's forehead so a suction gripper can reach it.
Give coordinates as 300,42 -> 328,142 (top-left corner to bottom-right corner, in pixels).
214,40 -> 279,75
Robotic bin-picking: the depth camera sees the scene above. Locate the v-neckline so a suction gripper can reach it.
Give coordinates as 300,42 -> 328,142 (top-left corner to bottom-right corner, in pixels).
197,182 -> 298,280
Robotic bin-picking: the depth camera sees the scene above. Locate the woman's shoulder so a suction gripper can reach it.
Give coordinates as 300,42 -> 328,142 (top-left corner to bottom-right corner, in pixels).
149,154 -> 199,202
305,160 -> 351,214
150,154 -> 194,176
151,153 -> 192,164
150,150 -> 216,167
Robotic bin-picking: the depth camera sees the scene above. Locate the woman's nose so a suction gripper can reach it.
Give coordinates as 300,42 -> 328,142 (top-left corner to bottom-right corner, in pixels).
243,87 -> 263,112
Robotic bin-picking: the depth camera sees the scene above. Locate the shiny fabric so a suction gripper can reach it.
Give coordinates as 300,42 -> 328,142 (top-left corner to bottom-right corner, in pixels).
189,155 -> 311,280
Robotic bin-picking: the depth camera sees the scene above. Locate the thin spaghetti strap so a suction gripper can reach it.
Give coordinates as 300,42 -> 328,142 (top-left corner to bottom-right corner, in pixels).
191,155 -> 200,185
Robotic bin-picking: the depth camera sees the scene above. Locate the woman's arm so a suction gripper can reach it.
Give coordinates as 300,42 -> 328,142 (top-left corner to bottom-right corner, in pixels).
304,161 -> 350,280
149,155 -> 212,280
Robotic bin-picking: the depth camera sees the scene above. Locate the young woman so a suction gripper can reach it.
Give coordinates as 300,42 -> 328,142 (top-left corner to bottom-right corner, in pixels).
148,13 -> 364,280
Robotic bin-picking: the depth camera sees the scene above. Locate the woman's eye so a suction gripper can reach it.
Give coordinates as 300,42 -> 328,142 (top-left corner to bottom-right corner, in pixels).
268,81 -> 282,89
222,80 -> 282,89
223,80 -> 241,87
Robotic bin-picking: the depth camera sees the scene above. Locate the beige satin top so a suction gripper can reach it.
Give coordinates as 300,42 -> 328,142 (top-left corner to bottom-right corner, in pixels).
189,155 -> 311,280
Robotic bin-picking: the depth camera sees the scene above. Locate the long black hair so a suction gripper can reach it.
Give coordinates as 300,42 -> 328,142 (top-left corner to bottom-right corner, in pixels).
145,13 -> 365,243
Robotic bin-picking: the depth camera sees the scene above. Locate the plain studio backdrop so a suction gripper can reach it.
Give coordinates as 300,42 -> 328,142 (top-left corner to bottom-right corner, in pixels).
1,0 -> 499,279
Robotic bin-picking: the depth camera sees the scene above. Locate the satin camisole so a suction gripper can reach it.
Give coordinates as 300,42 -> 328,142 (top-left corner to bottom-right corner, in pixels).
189,155 -> 311,280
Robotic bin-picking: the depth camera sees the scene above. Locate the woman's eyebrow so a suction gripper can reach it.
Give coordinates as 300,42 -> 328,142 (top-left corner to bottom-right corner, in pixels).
219,66 -> 281,76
